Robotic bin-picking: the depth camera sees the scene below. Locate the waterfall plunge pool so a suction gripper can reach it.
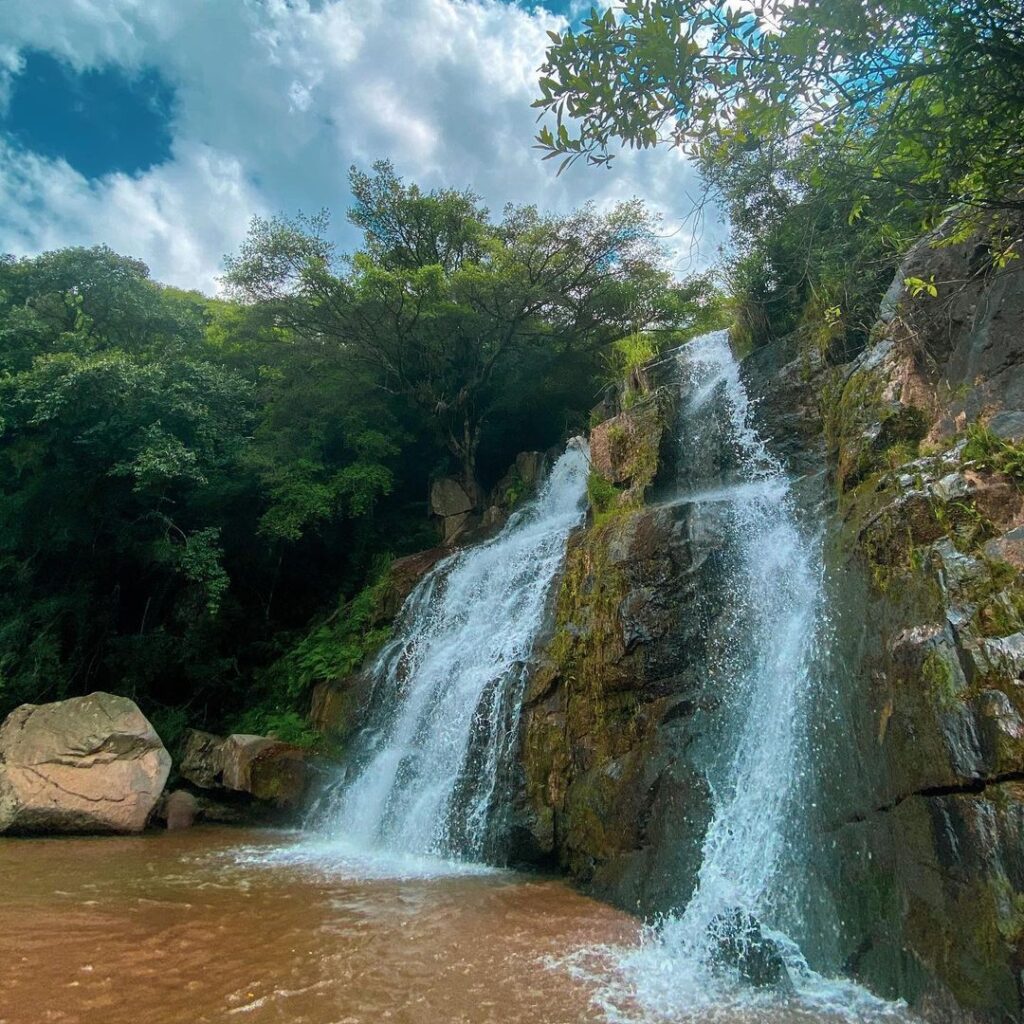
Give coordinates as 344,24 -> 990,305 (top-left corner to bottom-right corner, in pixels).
0,827 -> 917,1024
0,827 -> 638,1024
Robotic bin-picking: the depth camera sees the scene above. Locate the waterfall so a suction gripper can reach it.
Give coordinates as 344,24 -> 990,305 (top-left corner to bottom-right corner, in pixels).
327,442 -> 589,863
604,332 -> 904,1020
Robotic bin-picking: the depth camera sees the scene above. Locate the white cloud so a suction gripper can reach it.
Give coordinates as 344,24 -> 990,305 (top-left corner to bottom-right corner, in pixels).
0,0 -> 725,292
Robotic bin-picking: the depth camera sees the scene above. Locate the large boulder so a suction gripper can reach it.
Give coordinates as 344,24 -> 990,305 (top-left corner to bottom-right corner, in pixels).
223,734 -> 309,808
0,692 -> 171,834
179,729 -> 311,811
178,728 -> 224,789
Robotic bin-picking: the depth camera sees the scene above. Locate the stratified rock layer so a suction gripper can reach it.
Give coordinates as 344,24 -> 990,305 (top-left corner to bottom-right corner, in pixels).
0,692 -> 170,834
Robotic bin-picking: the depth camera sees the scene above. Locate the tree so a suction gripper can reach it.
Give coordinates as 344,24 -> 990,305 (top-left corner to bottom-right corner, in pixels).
225,164 -> 702,502
0,248 -> 402,728
534,0 -> 1024,225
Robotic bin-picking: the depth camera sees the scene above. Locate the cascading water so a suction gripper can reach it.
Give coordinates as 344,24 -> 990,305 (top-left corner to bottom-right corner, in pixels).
327,442 -> 589,863
599,332 -> 906,1021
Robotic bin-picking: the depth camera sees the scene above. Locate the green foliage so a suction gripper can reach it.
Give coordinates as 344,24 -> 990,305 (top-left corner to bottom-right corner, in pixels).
534,0 -> 1024,365
534,0 -> 1023,220
272,568 -> 394,702
225,163 -> 714,497
0,245 -> 409,729
604,332 -> 657,388
0,171 -> 714,743
963,424 -> 1024,486
230,708 -> 320,749
146,705 -> 191,756
586,471 -> 621,516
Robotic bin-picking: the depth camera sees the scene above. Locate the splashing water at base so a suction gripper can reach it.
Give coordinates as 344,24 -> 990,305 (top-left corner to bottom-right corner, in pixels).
325,441 -> 589,862
591,333 -> 911,1023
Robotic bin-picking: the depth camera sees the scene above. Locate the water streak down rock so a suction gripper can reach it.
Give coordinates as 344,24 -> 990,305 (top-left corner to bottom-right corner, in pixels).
520,333 -> 903,1020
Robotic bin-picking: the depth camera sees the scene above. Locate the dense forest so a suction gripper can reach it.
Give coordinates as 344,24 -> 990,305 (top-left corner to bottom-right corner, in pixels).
2,0 -> 1020,750
0,162 -> 721,744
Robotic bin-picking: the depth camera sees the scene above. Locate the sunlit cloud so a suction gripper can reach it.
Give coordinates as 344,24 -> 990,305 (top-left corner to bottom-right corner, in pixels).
0,0 -> 725,292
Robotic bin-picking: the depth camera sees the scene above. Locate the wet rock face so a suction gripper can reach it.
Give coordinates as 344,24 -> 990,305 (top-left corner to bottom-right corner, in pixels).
710,909 -> 791,990
516,499 -> 723,915
739,332 -> 828,479
817,211 -> 1024,1020
885,213 -> 1024,440
0,692 -> 171,834
822,477 -> 1024,1018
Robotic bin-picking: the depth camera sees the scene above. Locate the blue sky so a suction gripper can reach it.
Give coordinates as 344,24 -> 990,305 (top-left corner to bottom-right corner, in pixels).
0,0 -> 722,292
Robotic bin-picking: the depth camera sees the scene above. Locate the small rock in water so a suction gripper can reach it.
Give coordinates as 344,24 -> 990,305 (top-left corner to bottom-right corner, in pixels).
164,790 -> 198,830
709,908 -> 791,990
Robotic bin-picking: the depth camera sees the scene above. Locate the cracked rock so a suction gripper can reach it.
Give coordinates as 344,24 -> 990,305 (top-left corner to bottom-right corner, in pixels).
0,692 -> 170,834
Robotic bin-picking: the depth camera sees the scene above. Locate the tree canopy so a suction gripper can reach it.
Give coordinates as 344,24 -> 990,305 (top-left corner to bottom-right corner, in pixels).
535,1 -> 1023,357
225,161 -> 717,499
0,171 -> 722,740
535,0 -> 1023,223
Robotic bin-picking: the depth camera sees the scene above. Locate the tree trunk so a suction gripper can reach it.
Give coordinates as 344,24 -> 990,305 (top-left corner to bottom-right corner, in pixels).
458,416 -> 483,510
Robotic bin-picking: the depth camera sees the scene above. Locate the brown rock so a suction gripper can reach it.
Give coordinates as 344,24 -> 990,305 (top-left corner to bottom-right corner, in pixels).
179,729 -> 225,789
429,477 -> 473,518
984,526 -> 1024,570
164,789 -> 198,830
514,451 -> 545,488
480,504 -> 507,532
588,403 -> 664,499
221,734 -> 310,810
309,679 -> 360,737
375,547 -> 448,622
0,692 -> 171,834
442,510 -> 474,545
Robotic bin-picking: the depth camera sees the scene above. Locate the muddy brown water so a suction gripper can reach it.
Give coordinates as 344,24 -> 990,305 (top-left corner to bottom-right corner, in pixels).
0,827 -> 640,1024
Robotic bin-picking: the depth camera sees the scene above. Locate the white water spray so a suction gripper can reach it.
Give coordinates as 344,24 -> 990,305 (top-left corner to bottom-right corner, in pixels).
328,442 -> 589,862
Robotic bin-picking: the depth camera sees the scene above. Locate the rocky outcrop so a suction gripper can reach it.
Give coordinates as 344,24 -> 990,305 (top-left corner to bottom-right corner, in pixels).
815,212 -> 1024,1019
510,211 -> 1024,1021
516,501 -> 717,913
430,477 -> 475,544
513,380 -> 721,914
429,452 -> 550,546
0,692 -> 170,834
589,402 -> 664,505
179,729 -> 312,811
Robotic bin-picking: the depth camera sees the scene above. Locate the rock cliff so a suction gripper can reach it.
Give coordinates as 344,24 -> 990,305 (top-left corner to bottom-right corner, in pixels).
816,213 -> 1024,1019
514,210 -> 1024,1021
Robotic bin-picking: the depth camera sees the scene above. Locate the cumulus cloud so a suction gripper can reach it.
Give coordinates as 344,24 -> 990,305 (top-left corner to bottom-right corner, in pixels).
0,0 -> 724,292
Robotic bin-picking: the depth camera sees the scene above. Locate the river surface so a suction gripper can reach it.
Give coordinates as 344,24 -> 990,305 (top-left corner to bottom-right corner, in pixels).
0,827 -> 637,1024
